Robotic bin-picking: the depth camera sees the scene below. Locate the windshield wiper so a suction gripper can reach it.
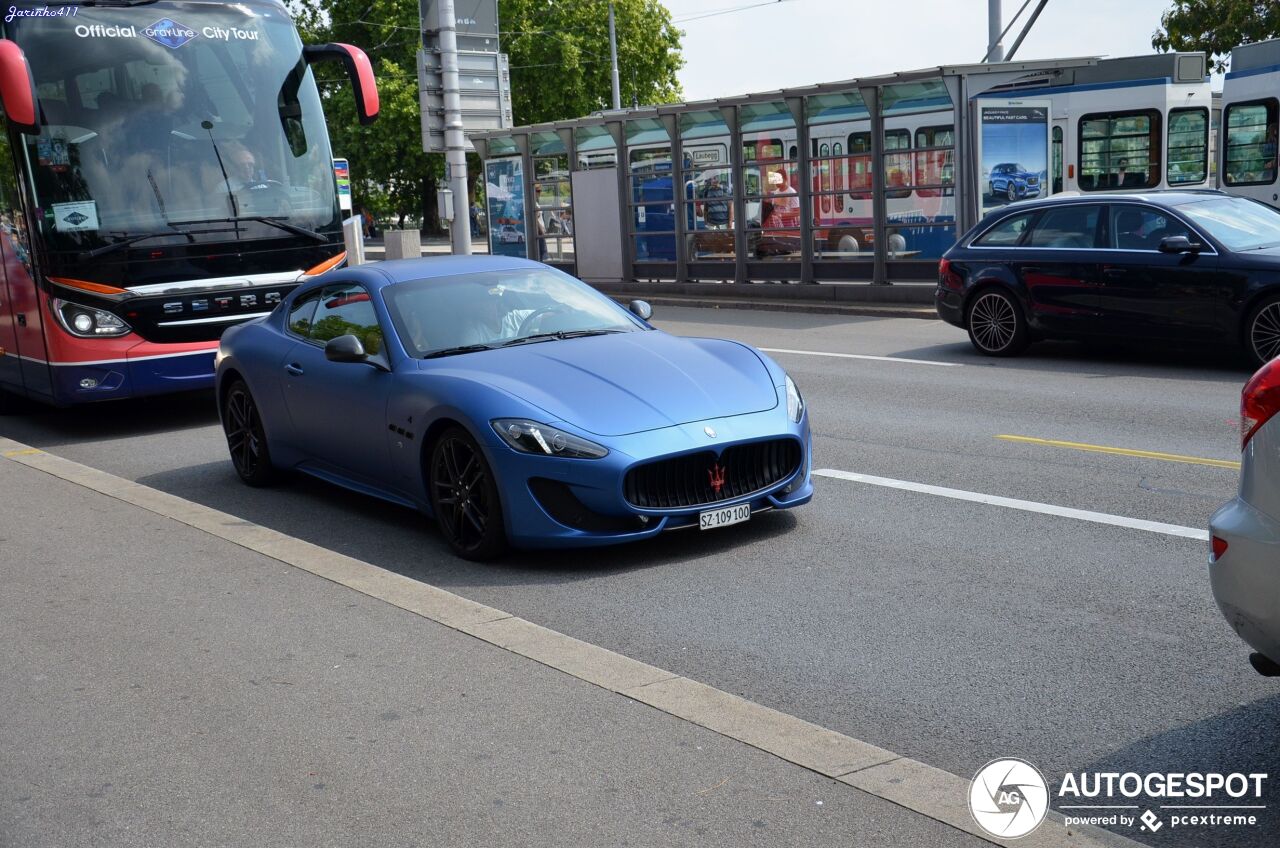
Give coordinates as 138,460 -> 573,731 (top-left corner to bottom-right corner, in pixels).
500,329 -> 625,347
170,216 -> 329,244
85,228 -> 196,259
422,344 -> 496,359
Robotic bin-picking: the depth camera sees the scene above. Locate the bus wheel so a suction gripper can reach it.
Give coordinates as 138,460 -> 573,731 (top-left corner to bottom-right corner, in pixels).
223,380 -> 278,486
836,234 -> 860,254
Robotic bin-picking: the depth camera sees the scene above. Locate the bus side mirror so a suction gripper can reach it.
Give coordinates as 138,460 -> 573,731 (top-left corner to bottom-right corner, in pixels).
0,40 -> 38,136
304,43 -> 379,126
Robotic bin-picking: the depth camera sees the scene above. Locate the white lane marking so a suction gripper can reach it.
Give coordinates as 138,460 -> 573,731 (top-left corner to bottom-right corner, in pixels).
761,347 -> 959,367
815,468 -> 1209,542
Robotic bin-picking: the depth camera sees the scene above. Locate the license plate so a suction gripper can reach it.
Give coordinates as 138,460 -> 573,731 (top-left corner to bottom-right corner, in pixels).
699,503 -> 750,530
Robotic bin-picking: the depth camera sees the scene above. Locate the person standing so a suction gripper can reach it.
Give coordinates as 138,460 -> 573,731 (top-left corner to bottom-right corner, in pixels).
699,172 -> 732,228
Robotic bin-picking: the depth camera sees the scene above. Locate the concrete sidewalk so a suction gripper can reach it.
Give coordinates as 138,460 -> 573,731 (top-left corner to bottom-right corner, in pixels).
0,457 -> 987,847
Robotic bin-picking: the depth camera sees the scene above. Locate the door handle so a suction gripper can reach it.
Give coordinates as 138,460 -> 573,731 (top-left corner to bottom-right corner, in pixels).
285,363 -> 304,376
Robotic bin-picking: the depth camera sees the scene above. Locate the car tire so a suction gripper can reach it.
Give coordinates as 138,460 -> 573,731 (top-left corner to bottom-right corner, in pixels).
988,181 -> 995,198
1007,183 -> 1017,201
966,288 -> 1029,357
428,426 -> 508,561
1244,294 -> 1280,367
222,380 -> 279,487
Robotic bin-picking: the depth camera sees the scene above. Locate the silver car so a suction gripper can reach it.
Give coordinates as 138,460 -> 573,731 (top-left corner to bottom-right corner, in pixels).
1210,357 -> 1280,675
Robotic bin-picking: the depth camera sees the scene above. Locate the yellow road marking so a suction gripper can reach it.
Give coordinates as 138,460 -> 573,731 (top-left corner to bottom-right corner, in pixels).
3,448 -> 44,457
996,434 -> 1240,469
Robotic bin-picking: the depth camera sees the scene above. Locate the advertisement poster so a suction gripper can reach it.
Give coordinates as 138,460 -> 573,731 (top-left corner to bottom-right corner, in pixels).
332,159 -> 352,212
486,157 -> 526,257
978,100 -> 1050,215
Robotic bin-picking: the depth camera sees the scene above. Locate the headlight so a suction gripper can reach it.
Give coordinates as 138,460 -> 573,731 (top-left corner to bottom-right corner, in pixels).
492,419 -> 608,459
785,375 -> 804,423
53,298 -> 131,338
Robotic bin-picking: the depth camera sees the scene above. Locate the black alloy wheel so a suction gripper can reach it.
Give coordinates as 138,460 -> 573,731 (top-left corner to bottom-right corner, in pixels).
223,380 -> 278,486
428,426 -> 507,560
1246,295 -> 1280,368
967,289 -> 1029,357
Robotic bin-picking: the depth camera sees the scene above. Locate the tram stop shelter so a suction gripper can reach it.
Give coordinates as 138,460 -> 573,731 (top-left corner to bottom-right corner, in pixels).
470,57 -> 1108,286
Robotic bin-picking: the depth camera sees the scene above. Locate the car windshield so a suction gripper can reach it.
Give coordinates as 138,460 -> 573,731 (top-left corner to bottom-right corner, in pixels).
12,0 -> 340,254
1175,196 -> 1280,251
384,267 -> 643,357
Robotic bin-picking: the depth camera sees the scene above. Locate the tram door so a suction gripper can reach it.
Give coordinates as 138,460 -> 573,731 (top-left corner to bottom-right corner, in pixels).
1051,121 -> 1065,195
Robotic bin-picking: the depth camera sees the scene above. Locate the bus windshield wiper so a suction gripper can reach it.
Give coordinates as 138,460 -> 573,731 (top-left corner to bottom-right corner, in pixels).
85,227 -> 196,259
422,343 -> 496,359
169,216 -> 329,244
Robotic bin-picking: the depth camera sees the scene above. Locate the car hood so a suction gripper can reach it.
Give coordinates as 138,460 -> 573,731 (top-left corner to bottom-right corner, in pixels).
428,331 -> 778,436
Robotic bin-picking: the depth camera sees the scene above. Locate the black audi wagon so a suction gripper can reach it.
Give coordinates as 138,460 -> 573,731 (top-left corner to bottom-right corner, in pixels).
936,191 -> 1280,366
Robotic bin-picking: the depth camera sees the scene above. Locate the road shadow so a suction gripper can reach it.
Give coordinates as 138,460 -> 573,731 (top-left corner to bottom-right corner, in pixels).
890,338 -> 1255,382
1070,694 -> 1280,847
133,460 -> 801,589
0,390 -> 217,447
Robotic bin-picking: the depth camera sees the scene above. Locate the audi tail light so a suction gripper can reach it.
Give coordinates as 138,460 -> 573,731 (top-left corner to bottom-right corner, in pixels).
939,258 -> 962,291
1241,357 -> 1280,449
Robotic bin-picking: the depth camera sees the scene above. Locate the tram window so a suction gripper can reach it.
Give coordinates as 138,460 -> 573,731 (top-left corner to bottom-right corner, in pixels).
1167,108 -> 1208,185
1223,99 -> 1278,187
914,125 -> 953,189
884,129 -> 910,197
1078,109 -> 1160,191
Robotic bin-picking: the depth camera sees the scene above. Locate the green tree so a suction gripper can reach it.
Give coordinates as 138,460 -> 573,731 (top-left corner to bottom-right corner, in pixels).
502,0 -> 683,124
289,0 -> 442,229
287,0 -> 682,226
1153,0 -> 1280,72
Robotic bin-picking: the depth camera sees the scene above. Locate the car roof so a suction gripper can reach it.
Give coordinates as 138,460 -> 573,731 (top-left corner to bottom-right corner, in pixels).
329,255 -> 547,289
993,189 -> 1228,214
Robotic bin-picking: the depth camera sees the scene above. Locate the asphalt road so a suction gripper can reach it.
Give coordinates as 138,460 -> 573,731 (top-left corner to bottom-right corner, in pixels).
1,306 -> 1273,846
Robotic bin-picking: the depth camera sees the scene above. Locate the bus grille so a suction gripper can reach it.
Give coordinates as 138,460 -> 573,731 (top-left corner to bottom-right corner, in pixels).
623,439 -> 802,509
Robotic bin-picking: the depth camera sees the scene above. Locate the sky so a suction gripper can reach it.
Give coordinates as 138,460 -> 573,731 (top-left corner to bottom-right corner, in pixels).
664,0 -> 1191,103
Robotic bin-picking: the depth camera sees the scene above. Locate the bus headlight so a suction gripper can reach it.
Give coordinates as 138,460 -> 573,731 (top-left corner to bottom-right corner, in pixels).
53,299 -> 131,338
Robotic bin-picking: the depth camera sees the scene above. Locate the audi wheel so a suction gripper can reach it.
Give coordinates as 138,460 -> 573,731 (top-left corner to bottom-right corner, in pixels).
967,288 -> 1029,357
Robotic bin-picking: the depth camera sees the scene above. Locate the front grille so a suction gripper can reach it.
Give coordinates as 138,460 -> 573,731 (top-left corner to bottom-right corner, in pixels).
623,438 -> 802,509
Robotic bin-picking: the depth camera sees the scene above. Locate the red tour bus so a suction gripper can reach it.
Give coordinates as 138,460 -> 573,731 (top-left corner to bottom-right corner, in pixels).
0,0 -> 377,407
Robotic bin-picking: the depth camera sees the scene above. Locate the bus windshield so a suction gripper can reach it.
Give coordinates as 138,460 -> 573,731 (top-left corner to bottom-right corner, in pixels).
10,1 -> 341,254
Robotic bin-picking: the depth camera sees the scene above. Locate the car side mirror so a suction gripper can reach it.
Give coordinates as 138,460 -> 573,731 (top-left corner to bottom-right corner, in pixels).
324,334 -> 367,363
629,299 -> 653,321
1159,235 -> 1202,253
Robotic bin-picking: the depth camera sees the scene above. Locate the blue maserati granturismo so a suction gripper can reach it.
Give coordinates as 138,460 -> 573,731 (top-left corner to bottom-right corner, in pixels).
214,257 -> 813,559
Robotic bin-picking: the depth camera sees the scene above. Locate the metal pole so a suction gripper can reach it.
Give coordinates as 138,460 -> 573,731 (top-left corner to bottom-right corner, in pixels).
987,0 -> 1004,63
609,3 -> 622,111
439,0 -> 471,254
1005,0 -> 1050,61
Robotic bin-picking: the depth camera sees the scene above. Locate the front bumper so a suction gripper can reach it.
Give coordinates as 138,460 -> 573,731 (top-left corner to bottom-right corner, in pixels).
48,344 -> 216,404
484,406 -> 813,549
1209,497 -> 1280,662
